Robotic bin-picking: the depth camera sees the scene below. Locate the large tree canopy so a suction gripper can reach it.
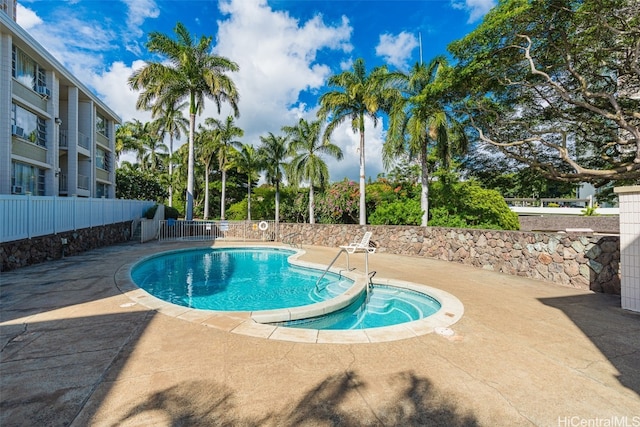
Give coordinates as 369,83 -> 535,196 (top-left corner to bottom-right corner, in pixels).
449,0 -> 640,185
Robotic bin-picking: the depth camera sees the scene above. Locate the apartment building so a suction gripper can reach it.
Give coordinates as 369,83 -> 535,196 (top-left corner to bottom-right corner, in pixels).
0,1 -> 120,198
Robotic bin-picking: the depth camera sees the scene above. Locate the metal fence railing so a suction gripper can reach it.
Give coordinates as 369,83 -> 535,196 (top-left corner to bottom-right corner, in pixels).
158,220 -> 276,242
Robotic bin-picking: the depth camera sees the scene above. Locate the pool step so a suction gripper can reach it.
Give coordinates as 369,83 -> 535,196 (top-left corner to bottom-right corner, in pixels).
310,278 -> 352,301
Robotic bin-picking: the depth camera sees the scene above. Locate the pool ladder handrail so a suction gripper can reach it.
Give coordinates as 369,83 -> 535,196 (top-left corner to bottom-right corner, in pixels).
315,248 -> 354,289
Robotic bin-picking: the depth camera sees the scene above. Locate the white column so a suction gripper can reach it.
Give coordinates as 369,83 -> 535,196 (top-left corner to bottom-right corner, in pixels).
44,70 -> 56,196
67,87 -> 79,195
0,33 -> 12,194
614,185 -> 640,313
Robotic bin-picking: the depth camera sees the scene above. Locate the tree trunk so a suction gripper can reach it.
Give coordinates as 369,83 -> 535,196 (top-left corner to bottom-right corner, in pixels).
203,164 -> 210,220
420,141 -> 429,227
275,181 -> 280,236
168,134 -> 174,207
359,127 -> 366,225
247,179 -> 251,221
221,169 -> 227,220
186,112 -> 196,220
309,185 -> 315,224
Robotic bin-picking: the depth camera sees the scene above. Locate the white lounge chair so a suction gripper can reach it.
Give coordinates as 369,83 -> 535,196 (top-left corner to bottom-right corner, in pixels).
340,231 -> 376,253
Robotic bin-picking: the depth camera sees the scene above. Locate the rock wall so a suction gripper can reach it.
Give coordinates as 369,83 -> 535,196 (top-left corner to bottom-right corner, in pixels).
518,215 -> 619,233
279,224 -> 620,294
1,222 -> 132,272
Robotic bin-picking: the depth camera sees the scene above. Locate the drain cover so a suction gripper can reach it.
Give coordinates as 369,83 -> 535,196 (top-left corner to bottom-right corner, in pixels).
435,327 -> 455,337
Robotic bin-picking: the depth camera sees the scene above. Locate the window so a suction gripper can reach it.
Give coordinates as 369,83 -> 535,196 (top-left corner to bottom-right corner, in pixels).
11,161 -> 45,195
11,103 -> 46,147
96,183 -> 108,198
12,46 -> 46,90
96,147 -> 111,171
96,113 -> 108,137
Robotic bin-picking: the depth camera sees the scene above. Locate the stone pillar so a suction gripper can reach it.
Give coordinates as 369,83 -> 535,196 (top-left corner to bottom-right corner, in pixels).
614,186 -> 640,313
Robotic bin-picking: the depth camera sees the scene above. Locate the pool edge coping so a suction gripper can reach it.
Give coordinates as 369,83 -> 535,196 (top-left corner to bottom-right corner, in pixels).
114,243 -> 465,344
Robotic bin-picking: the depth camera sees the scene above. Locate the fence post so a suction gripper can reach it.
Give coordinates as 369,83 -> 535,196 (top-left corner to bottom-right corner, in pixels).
53,195 -> 57,235
27,194 -> 32,239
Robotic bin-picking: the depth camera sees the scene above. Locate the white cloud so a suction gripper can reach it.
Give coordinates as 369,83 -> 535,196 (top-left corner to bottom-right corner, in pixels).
451,0 -> 496,23
16,4 -> 42,29
375,32 -> 418,70
122,0 -> 160,55
88,60 -> 152,123
211,0 -> 353,163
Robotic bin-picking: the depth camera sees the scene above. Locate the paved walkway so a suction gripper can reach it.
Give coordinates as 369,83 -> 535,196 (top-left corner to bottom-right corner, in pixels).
1,241 -> 639,426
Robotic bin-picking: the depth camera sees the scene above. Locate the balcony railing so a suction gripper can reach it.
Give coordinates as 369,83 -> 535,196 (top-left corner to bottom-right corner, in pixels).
59,129 -> 68,148
58,173 -> 68,192
78,174 -> 90,190
78,132 -> 90,150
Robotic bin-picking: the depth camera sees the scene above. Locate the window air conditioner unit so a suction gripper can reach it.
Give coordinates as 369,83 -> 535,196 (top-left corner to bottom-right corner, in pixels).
11,125 -> 24,138
12,185 -> 23,194
36,85 -> 50,98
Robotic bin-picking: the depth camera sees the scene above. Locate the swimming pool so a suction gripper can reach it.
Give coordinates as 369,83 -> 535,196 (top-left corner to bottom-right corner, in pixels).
131,247 -> 352,311
128,246 -> 462,339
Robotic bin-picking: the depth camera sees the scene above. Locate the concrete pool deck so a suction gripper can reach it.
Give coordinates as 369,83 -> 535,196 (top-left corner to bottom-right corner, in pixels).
1,240 -> 639,426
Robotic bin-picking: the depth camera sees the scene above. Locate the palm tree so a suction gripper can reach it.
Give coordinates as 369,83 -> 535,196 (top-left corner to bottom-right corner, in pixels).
115,121 -> 142,162
153,101 -> 188,207
129,22 -> 240,220
206,116 -> 244,219
233,143 -> 262,221
318,58 -> 389,225
383,58 -> 468,226
284,118 -> 343,224
196,125 -> 218,219
141,121 -> 168,172
258,132 -> 289,230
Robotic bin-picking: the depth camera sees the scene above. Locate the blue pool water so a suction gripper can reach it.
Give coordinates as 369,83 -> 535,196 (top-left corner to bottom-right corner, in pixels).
131,247 -> 442,329
131,248 -> 350,311
282,285 -> 441,330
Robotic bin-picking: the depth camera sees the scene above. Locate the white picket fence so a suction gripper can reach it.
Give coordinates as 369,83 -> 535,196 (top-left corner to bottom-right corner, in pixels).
0,195 -> 155,243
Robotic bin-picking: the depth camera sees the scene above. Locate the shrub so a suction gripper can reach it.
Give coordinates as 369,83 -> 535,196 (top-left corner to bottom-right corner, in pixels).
164,206 -> 181,219
369,200 -> 423,225
429,181 -> 520,230
316,179 -> 360,224
144,204 -> 158,219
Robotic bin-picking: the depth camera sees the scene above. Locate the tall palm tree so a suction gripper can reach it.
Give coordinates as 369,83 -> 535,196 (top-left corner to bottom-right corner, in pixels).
383,58 -> 468,226
129,22 -> 240,220
206,116 -> 244,220
258,132 -> 289,229
318,58 -> 389,225
153,101 -> 188,207
196,125 -> 218,219
233,143 -> 262,221
284,118 -> 343,224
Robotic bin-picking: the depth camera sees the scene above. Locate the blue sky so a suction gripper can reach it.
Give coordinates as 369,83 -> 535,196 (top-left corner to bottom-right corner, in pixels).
17,0 -> 495,181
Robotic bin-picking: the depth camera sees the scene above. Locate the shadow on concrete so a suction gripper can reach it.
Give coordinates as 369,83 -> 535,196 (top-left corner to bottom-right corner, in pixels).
0,243 -> 157,426
539,293 -> 640,397
0,242 -> 139,324
0,310 -> 155,427
117,371 -> 478,426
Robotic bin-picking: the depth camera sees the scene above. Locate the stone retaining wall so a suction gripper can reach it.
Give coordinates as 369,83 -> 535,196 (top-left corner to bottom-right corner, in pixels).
1,222 -> 132,272
279,224 -> 620,294
518,215 -> 619,233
